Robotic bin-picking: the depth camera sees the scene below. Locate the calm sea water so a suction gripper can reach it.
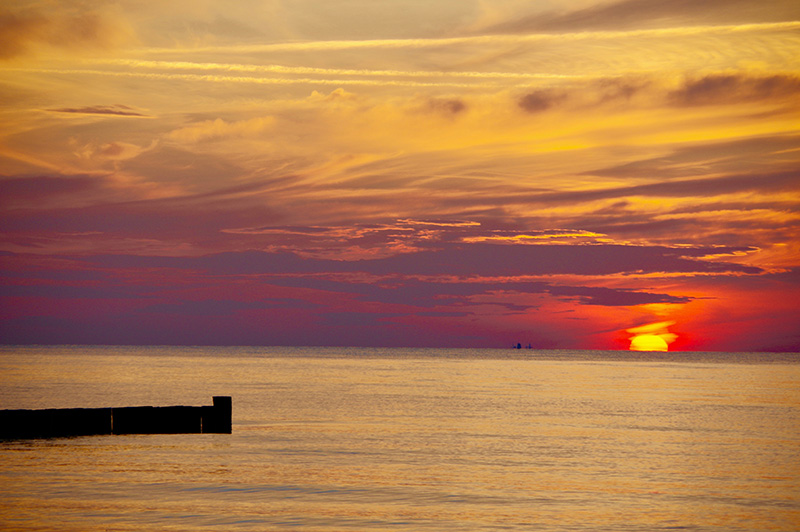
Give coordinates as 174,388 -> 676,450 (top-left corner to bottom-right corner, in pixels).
0,346 -> 798,531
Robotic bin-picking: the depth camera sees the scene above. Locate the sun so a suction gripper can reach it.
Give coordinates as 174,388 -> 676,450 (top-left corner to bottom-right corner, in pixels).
629,334 -> 669,352
626,320 -> 678,352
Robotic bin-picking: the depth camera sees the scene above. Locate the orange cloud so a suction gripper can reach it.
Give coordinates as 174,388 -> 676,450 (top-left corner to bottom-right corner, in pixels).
168,116 -> 276,143
0,4 -> 134,60
0,0 -> 797,350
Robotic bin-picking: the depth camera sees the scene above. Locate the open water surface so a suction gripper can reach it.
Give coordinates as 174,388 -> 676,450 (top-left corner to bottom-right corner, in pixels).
0,346 -> 798,531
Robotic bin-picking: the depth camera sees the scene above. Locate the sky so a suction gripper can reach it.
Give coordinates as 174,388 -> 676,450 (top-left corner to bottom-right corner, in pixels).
0,0 -> 798,351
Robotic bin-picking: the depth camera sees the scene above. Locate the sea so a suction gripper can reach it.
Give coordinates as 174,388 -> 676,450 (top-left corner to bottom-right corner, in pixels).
0,346 -> 798,532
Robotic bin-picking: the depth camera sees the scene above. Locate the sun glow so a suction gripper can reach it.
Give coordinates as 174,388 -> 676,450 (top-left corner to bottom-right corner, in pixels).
627,321 -> 678,352
629,334 -> 670,352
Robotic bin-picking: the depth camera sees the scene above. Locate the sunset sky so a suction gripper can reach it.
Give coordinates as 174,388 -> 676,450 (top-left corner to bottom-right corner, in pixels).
1,0 -> 799,351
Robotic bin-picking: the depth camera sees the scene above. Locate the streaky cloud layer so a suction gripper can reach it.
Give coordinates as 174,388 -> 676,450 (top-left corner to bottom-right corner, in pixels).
0,0 -> 798,350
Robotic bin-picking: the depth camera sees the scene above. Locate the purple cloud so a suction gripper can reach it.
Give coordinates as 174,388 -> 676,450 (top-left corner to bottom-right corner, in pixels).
670,74 -> 800,106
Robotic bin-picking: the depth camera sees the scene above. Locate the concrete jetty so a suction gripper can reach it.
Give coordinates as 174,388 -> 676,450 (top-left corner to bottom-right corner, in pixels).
0,396 -> 231,439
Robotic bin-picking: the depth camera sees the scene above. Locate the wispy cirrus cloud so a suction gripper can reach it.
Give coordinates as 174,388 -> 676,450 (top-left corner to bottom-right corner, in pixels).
10,67 -> 510,89
94,58 -> 581,82
136,21 -> 800,52
474,0 -> 800,33
520,170 -> 798,203
48,104 -> 149,117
